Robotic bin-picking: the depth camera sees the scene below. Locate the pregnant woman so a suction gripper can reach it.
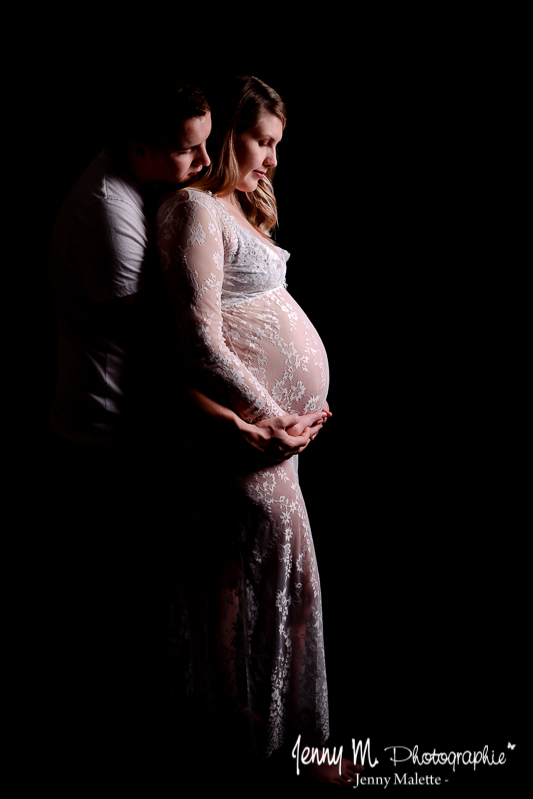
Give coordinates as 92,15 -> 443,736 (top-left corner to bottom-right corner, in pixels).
157,76 -> 357,784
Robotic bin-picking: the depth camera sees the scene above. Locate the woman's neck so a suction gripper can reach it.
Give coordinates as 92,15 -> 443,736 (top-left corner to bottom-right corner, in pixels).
215,193 -> 276,250
216,193 -> 239,213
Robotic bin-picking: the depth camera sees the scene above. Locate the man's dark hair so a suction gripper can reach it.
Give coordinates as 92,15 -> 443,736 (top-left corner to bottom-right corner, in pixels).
109,76 -> 210,153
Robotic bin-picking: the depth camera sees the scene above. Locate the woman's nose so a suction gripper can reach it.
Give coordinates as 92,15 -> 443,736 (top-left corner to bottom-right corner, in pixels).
264,147 -> 277,168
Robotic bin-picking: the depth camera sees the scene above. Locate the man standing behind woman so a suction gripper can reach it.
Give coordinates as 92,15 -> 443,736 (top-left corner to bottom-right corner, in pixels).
47,74 -> 325,779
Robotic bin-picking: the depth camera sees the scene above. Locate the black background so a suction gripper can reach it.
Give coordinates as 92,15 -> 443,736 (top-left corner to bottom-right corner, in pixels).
28,15 -> 526,793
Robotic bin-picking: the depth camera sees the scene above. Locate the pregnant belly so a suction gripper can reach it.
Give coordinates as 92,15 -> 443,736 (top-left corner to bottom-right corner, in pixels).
223,286 -> 329,415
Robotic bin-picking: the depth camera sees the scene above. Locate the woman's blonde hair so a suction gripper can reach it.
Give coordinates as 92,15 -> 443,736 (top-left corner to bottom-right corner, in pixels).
194,76 -> 286,236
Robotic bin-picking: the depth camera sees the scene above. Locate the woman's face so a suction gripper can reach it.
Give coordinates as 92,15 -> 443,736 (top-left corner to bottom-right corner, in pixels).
235,113 -> 283,192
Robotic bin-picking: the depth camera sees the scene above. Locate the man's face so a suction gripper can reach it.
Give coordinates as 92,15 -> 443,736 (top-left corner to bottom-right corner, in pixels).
144,112 -> 211,185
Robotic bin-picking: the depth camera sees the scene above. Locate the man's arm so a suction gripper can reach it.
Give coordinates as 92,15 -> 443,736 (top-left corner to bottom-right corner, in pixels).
115,297 -> 332,463
187,388 -> 330,463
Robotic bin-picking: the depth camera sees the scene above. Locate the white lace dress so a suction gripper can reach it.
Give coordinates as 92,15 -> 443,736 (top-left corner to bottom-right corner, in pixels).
156,188 -> 329,756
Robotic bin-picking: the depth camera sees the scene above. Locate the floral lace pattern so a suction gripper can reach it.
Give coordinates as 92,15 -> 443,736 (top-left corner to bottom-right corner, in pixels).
157,189 -> 329,756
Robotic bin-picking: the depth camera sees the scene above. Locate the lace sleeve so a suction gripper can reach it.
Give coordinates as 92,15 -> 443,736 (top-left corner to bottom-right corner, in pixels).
157,191 -> 286,423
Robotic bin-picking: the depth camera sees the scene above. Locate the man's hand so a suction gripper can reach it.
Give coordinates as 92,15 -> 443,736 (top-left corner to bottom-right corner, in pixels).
187,388 -> 331,464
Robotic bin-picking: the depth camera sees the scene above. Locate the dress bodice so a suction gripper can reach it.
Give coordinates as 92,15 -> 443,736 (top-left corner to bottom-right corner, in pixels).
211,194 -> 289,307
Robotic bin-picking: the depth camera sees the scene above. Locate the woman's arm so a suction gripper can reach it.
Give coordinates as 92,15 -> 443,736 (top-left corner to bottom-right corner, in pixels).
157,191 -> 290,424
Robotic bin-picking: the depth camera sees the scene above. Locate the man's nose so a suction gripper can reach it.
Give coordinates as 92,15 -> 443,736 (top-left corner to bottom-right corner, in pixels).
194,144 -> 210,167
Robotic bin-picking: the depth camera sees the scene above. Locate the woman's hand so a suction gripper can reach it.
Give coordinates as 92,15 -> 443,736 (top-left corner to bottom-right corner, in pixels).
248,411 -> 327,461
286,402 -> 332,441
